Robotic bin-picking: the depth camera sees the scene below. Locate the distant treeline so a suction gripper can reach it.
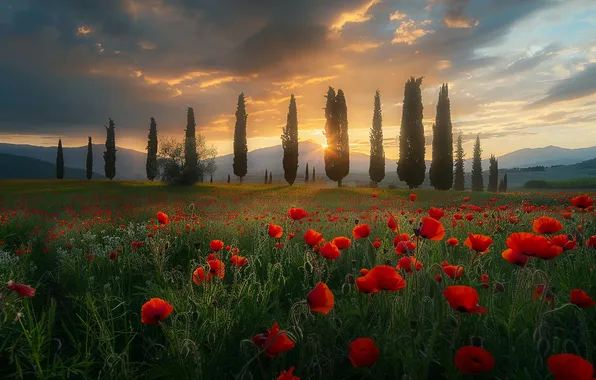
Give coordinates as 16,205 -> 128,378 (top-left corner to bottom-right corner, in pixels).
524,178 -> 596,189
501,166 -> 546,173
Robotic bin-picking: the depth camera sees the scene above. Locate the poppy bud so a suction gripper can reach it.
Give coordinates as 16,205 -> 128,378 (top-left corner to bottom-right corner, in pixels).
212,300 -> 219,308
413,227 -> 421,237
354,219 -> 359,225
495,282 -> 505,293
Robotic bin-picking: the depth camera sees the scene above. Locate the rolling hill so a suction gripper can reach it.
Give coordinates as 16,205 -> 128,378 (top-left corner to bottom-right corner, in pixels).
0,153 -> 104,179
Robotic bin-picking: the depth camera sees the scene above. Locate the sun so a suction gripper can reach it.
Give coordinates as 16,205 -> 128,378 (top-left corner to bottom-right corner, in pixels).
321,142 -> 328,149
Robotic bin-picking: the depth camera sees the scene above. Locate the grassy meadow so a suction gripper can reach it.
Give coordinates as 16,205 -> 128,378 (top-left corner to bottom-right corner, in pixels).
0,180 -> 595,379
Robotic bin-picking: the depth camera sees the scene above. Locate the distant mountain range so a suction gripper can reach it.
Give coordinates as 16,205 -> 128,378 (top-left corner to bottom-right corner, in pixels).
0,142 -> 594,180
0,153 -> 104,180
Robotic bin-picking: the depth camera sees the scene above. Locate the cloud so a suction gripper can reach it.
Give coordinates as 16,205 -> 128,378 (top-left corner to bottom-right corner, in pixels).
331,0 -> 379,31
389,10 -> 407,21
392,19 -> 435,45
530,63 -> 596,107
428,0 -> 479,28
499,43 -> 561,76
342,42 -> 382,53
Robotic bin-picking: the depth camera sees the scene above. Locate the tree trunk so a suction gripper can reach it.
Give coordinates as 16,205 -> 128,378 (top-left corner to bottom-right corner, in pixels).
240,176 -> 243,184
338,179 -> 342,187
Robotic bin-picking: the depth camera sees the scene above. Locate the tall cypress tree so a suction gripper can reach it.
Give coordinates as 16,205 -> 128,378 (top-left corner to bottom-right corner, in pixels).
397,77 -> 426,189
369,90 -> 385,186
488,155 -> 499,192
282,94 -> 299,185
146,117 -> 158,181
471,134 -> 483,192
305,163 -> 309,183
336,89 -> 350,186
103,118 -> 116,180
86,137 -> 93,180
264,169 -> 268,184
429,84 -> 453,190
56,139 -> 64,179
323,87 -> 349,187
499,173 -> 508,193
312,166 -> 316,183
182,108 -> 198,184
453,132 -> 465,191
233,93 -> 248,182
227,174 -> 231,183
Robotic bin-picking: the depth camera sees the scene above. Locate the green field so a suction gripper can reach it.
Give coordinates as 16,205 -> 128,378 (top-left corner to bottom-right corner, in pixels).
1,181 -> 595,379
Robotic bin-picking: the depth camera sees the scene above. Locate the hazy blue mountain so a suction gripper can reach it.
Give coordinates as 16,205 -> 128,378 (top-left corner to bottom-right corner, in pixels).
0,153 -> 104,179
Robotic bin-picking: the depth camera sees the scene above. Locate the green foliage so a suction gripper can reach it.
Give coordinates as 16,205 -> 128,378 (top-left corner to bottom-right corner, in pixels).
182,108 -> 199,185
146,117 -> 158,181
429,84 -> 453,190
103,119 -> 117,180
397,77 -> 426,189
324,87 -> 350,186
524,177 -> 596,189
369,90 -> 385,185
453,133 -> 465,191
233,93 -> 248,181
86,137 -> 93,180
471,134 -> 483,192
56,139 -> 64,180
282,95 -> 299,186
305,163 -> 309,183
488,155 -> 499,192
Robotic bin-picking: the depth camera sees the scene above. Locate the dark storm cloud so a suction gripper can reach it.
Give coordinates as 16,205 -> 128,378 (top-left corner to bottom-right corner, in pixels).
530,64 -> 596,107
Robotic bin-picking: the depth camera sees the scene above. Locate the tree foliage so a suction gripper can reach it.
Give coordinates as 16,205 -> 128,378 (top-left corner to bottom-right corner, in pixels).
181,108 -> 199,184
157,135 -> 217,185
233,93 -> 248,181
429,84 -> 453,190
471,134 -> 484,192
369,90 -> 385,185
397,77 -> 426,189
146,117 -> 158,181
324,87 -> 350,186
56,139 -> 64,180
488,155 -> 499,192
282,95 -> 299,185
103,118 -> 117,180
86,137 -> 93,180
453,132 -> 465,191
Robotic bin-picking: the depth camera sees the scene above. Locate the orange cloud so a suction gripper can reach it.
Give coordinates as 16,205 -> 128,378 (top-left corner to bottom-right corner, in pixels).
392,19 -> 434,45
389,10 -> 407,21
342,42 -> 382,53
445,17 -> 479,28
331,0 -> 379,31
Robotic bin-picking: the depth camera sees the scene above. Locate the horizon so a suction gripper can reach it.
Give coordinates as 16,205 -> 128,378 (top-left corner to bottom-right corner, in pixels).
1,1 -> 596,159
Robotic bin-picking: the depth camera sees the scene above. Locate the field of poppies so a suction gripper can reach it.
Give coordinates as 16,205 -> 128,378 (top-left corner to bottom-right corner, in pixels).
1,180 -> 595,380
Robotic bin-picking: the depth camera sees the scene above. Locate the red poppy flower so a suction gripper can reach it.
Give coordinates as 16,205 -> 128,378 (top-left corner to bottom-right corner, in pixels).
353,224 -> 371,239
455,346 -> 495,375
349,338 -> 380,368
307,282 -> 334,315
395,240 -> 416,255
420,217 -> 445,241
506,232 -> 559,258
373,240 -> 381,249
288,207 -> 308,220
509,216 -> 519,224
193,267 -> 208,285
551,234 -> 577,251
387,214 -> 399,232
409,193 -> 418,201
465,214 -> 474,221
332,236 -> 351,249
268,223 -> 284,239
262,322 -> 296,358
156,212 -> 169,225
481,274 -> 489,288
356,272 -> 380,294
464,233 -> 493,254
141,298 -> 174,325
587,236 -> 596,248
429,207 -> 445,220
393,233 -> 411,246
397,256 -> 423,273
209,240 -> 224,252
570,289 -> 596,308
444,286 -> 486,314
7,281 -> 35,297
230,255 -> 249,268
442,264 -> 464,280
368,265 -> 406,291
304,229 -> 324,247
207,255 -> 225,279
533,284 -> 554,303
501,249 -> 529,266
533,216 -> 563,234
571,195 -> 594,209
277,367 -> 300,380
320,242 -> 341,260
547,353 -> 594,380
447,238 -> 459,246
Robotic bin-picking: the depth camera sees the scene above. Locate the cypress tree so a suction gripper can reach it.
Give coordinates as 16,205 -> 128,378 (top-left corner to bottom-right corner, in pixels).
312,166 -> 316,183
305,163 -> 309,183
146,117 -> 158,181
86,137 -> 93,180
181,108 -> 198,184
103,119 -> 117,180
369,90 -> 385,186
227,174 -> 231,183
397,77 -> 426,189
323,87 -> 349,187
233,93 -> 248,182
429,84 -> 453,190
499,173 -> 508,193
210,174 -> 213,183
264,169 -> 268,184
269,172 -> 272,184
471,134 -> 483,192
453,132 -> 465,191
488,155 -> 499,192
282,94 -> 299,185
56,139 -> 64,179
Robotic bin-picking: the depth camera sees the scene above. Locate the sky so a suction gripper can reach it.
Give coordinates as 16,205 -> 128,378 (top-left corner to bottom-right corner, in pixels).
1,0 -> 596,159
